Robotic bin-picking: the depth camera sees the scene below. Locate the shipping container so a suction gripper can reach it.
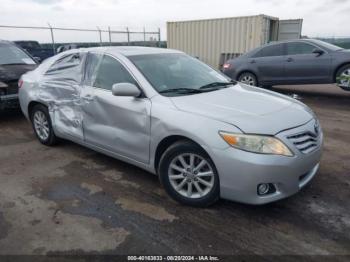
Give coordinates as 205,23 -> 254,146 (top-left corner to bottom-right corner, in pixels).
167,14 -> 303,69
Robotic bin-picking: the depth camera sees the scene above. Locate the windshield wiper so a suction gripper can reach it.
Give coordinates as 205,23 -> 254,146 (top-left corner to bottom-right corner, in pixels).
0,63 -> 28,66
199,81 -> 234,90
159,88 -> 203,94
159,81 -> 236,95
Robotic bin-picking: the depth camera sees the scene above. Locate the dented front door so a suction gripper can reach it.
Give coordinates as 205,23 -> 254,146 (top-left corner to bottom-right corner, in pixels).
81,53 -> 151,164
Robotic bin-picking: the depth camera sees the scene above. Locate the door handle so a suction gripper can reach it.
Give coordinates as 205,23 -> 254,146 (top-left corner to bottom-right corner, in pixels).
250,59 -> 256,64
286,57 -> 294,62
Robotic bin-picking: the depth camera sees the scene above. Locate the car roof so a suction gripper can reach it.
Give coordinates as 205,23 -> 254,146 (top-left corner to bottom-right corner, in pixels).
77,46 -> 183,56
256,38 -> 343,53
0,39 -> 15,45
264,38 -> 326,47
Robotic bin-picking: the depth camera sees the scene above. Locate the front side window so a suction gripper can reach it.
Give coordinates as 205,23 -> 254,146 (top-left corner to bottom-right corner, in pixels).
254,44 -> 284,58
286,42 -> 316,55
128,53 -> 232,96
93,55 -> 136,91
0,43 -> 36,65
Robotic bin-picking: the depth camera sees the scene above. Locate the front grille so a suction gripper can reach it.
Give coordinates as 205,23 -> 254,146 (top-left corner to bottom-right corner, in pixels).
5,81 -> 19,95
288,131 -> 319,154
0,81 -> 18,95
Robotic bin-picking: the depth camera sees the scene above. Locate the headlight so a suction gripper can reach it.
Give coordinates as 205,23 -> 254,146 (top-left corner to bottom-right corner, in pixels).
219,132 -> 294,156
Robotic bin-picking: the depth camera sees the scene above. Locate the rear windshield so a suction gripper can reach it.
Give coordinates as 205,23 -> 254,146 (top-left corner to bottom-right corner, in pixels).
0,43 -> 36,65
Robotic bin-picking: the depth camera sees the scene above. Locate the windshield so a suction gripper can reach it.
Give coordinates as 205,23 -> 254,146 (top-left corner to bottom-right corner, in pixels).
0,43 -> 36,65
128,53 -> 233,96
15,41 -> 41,50
313,40 -> 344,51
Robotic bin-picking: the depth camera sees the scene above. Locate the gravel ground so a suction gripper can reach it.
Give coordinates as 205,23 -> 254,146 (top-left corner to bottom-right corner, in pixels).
0,84 -> 349,260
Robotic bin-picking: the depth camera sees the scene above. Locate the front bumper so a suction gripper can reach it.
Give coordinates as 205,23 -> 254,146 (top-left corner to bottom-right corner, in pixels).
0,94 -> 19,110
212,119 -> 323,205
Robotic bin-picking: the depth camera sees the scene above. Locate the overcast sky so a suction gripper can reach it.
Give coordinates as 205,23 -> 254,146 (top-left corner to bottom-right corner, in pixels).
0,0 -> 349,43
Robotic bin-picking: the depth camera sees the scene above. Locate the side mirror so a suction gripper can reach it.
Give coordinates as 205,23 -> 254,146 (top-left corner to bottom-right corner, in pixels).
112,83 -> 141,97
312,48 -> 324,56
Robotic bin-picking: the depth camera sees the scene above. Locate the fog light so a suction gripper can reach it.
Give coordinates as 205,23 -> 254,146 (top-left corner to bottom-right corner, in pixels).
257,183 -> 270,195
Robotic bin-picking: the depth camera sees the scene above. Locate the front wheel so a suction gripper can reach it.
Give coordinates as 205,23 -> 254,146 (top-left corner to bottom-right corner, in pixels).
336,64 -> 350,91
30,104 -> 57,146
238,72 -> 258,86
158,141 -> 220,207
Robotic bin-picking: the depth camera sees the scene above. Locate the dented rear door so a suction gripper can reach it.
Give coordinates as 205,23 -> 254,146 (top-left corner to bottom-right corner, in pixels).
39,52 -> 85,140
81,53 -> 151,164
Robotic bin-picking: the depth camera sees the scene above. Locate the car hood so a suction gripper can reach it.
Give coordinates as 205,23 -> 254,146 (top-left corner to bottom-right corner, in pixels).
170,83 -> 313,135
339,49 -> 350,53
0,64 -> 37,82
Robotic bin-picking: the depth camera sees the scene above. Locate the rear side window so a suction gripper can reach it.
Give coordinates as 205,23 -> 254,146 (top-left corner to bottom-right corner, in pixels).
93,55 -> 136,91
45,53 -> 82,75
83,52 -> 101,86
253,44 -> 284,58
286,42 -> 315,55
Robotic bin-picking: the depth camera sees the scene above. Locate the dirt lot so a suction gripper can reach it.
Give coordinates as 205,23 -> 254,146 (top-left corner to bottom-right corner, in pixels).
0,84 -> 349,259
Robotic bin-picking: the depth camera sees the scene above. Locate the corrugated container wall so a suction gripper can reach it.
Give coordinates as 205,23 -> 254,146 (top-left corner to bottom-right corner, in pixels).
167,15 -> 278,69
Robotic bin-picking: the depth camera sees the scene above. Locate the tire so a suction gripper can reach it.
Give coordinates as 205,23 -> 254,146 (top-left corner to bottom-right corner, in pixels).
238,72 -> 258,86
158,140 -> 220,207
30,104 -> 57,146
336,64 -> 350,91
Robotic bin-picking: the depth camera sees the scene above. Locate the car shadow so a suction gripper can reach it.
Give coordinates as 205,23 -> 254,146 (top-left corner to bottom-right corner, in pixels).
0,109 -> 24,123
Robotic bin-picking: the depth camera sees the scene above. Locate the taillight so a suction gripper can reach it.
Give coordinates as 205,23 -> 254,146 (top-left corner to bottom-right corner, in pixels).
222,63 -> 231,70
18,79 -> 23,88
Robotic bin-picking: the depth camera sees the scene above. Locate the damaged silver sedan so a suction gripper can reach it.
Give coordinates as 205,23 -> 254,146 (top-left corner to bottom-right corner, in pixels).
19,47 -> 323,206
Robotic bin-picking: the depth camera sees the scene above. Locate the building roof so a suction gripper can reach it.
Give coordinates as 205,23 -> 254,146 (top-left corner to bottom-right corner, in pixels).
167,14 -> 279,24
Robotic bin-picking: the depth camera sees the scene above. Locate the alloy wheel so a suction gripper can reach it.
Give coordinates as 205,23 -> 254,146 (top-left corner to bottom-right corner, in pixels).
240,75 -> 256,86
33,111 -> 50,141
168,153 -> 215,199
340,68 -> 350,87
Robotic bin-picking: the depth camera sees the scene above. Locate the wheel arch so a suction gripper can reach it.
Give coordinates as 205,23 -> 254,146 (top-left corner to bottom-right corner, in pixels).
154,135 -> 210,172
28,101 -> 47,119
334,62 -> 350,82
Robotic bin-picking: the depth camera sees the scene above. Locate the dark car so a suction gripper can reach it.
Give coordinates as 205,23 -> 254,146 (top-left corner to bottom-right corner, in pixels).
56,43 -> 78,53
14,41 -> 55,62
222,39 -> 350,91
0,40 -> 37,111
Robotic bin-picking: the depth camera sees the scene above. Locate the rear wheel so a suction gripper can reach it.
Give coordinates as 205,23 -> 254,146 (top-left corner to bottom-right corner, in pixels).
30,104 -> 57,146
158,141 -> 220,207
238,72 -> 258,86
336,64 -> 350,91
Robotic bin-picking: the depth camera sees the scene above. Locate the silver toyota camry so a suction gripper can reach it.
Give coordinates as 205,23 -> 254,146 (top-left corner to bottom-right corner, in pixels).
18,47 -> 323,206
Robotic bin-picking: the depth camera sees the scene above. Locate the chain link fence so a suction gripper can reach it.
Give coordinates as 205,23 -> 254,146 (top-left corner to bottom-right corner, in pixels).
0,24 -> 163,55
